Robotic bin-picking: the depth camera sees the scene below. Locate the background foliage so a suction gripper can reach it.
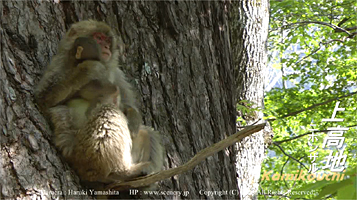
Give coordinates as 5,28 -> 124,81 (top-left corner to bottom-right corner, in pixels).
261,0 -> 357,199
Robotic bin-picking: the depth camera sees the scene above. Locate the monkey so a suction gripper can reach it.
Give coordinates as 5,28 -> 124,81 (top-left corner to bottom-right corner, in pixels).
50,102 -> 157,183
35,20 -> 142,134
66,36 -> 121,128
35,20 -> 137,128
70,36 -> 121,109
68,36 -> 143,135
64,82 -> 119,130
72,37 -> 102,62
132,126 -> 163,175
34,20 -> 164,186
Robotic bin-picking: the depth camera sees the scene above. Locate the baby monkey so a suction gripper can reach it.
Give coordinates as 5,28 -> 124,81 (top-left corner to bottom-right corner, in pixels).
67,36 -> 120,128
70,35 -> 142,134
73,37 -> 102,61
35,20 -> 164,187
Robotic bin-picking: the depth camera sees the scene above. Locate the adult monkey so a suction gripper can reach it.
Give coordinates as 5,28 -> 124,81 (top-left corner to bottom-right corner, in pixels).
35,20 -> 164,185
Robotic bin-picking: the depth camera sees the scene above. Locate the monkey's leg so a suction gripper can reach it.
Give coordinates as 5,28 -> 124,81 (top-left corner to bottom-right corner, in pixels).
124,107 -> 142,135
69,105 -> 153,184
108,161 -> 151,181
49,105 -> 78,157
131,129 -> 151,162
69,105 -> 132,182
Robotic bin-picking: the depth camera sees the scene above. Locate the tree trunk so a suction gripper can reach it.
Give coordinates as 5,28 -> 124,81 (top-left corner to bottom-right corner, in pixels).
231,1 -> 270,199
0,1 -> 268,199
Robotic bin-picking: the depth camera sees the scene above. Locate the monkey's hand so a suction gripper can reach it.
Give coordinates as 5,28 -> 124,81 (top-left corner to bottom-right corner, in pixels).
90,85 -> 121,108
42,61 -> 109,108
71,60 -> 111,91
108,68 -> 143,134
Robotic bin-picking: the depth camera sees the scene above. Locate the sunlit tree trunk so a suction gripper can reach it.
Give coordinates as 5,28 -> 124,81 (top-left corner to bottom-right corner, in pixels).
231,1 -> 270,199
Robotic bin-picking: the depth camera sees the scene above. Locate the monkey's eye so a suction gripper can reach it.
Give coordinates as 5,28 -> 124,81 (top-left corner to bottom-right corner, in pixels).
105,37 -> 112,45
93,32 -> 111,45
94,34 -> 101,40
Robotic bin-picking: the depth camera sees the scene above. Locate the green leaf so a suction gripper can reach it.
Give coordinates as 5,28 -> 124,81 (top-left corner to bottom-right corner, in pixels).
315,179 -> 353,199
336,178 -> 356,200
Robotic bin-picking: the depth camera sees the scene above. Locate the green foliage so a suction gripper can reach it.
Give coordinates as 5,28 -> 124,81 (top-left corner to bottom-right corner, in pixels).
289,167 -> 357,199
236,100 -> 261,125
261,0 -> 357,199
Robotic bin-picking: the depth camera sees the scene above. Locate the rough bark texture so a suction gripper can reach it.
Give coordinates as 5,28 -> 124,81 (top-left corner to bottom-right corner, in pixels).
0,1 -> 268,199
231,1 -> 270,199
0,2 -> 89,200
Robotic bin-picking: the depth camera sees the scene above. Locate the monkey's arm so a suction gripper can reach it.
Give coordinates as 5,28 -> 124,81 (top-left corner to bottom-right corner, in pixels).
111,67 -> 143,134
35,60 -> 109,109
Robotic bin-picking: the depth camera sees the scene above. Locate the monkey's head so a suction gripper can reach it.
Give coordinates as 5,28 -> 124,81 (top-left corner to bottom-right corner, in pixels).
59,20 -> 119,65
72,37 -> 102,62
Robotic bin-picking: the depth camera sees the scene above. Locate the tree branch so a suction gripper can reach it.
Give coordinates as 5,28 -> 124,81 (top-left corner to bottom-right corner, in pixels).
107,123 -> 267,190
283,21 -> 352,36
275,124 -> 357,144
295,39 -> 345,65
337,18 -> 350,27
273,142 -> 309,171
338,26 -> 357,32
280,91 -> 357,119
275,130 -> 329,144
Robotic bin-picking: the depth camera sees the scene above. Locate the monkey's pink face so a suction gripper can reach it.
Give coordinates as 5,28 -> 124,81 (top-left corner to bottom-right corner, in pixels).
93,32 -> 112,62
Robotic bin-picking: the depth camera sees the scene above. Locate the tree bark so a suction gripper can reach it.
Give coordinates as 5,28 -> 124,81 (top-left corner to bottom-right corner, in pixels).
0,1 -> 269,199
231,1 -> 270,199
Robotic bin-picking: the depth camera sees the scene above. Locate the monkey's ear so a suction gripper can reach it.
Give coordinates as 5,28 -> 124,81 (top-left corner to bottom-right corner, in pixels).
75,46 -> 84,59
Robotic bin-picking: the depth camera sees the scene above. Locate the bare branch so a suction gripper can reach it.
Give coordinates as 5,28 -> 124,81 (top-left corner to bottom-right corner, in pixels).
275,124 -> 357,144
236,118 -> 261,129
107,123 -> 267,190
295,39 -> 345,65
337,17 -> 349,27
348,31 -> 357,38
273,142 -> 309,171
338,26 -> 357,32
275,130 -> 329,144
280,91 -> 357,119
294,45 -> 321,65
283,21 -> 352,36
